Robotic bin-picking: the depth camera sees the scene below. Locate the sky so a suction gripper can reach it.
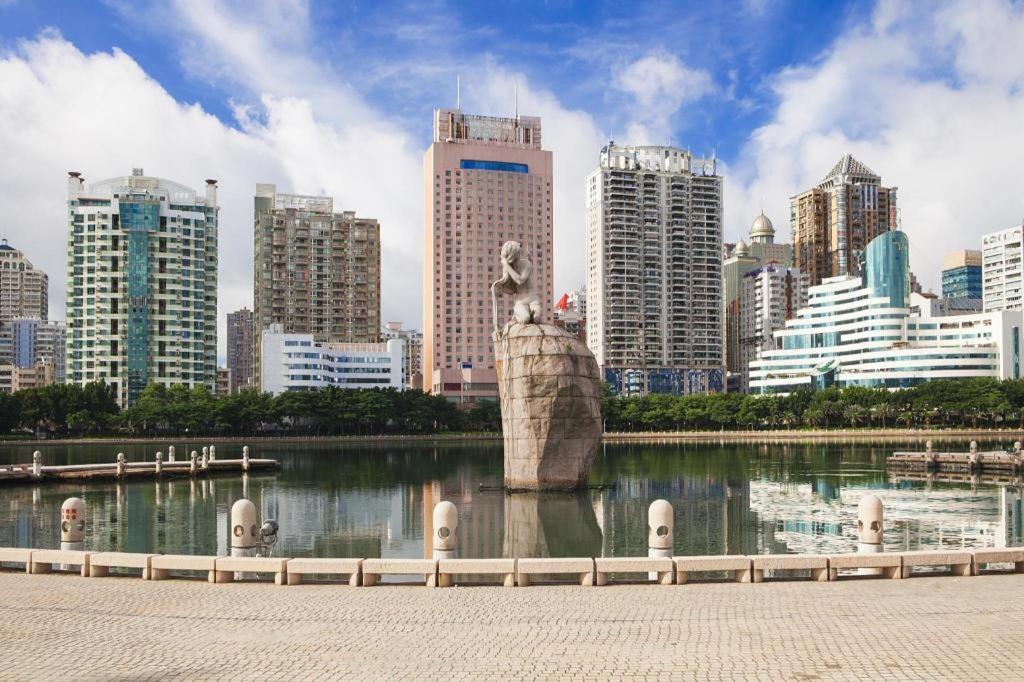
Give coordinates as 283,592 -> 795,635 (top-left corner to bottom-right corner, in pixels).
1,0 -> 1023,363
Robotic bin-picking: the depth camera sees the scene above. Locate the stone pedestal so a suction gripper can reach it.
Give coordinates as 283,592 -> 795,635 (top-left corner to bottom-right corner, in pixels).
494,322 -> 602,491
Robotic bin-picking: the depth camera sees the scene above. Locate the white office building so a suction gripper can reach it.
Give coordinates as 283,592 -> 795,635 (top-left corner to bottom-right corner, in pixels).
751,231 -> 1022,394
982,224 -> 1024,312
261,326 -> 404,395
586,144 -> 724,396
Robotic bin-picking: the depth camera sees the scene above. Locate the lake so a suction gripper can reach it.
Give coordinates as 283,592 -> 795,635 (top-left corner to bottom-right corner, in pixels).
0,439 -> 1021,560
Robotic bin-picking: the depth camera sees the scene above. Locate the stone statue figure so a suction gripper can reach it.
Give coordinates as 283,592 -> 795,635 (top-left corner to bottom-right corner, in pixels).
491,240 -> 541,331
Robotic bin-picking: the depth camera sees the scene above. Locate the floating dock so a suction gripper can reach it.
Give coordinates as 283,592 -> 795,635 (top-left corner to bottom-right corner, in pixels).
0,457 -> 279,486
887,445 -> 1023,474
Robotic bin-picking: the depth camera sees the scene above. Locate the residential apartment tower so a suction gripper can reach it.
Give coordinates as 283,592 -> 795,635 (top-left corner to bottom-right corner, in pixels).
586,144 -> 724,396
66,169 -> 218,406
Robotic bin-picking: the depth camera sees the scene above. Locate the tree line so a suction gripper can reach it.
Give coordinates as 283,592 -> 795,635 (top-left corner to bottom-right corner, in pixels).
3,377 -> 1024,439
601,378 -> 1024,431
0,383 -> 500,437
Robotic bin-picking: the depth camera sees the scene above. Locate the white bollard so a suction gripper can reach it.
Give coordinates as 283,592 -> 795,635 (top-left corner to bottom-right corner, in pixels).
433,501 -> 458,587
242,446 -> 250,472
857,494 -> 884,576
189,451 -> 197,476
59,497 -> 86,574
116,452 -> 126,479
32,451 -> 42,478
155,451 -> 163,476
168,445 -> 176,463
228,499 -> 259,580
648,499 -> 674,583
202,447 -> 209,466
970,440 -> 978,453
209,445 -> 216,462
1015,441 -> 1022,454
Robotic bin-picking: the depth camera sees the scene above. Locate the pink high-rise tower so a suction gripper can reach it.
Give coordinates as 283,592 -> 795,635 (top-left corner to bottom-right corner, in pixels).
423,108 -> 553,405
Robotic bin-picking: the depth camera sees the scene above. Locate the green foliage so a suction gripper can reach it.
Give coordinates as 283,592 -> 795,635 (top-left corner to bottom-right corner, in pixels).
600,378 -> 1024,432
3,377 -> 1024,438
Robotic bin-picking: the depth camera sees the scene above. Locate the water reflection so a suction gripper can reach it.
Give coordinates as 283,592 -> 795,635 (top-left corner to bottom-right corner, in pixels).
0,440 -> 1021,558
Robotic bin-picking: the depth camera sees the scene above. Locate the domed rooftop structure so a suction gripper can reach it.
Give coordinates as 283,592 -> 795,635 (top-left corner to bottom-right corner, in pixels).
733,239 -> 750,258
749,212 -> 774,244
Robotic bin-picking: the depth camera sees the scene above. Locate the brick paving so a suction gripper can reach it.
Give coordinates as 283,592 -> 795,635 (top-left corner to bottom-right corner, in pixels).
1,570 -> 1022,680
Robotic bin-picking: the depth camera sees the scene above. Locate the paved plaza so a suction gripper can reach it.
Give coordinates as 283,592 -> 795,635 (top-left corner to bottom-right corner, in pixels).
1,570 -> 1022,680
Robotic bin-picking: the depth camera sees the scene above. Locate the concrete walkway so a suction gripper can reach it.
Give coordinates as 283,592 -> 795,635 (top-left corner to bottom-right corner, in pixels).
1,571 -> 1022,680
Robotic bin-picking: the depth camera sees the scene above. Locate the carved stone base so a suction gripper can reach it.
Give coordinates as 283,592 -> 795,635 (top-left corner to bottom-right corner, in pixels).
494,322 -> 602,491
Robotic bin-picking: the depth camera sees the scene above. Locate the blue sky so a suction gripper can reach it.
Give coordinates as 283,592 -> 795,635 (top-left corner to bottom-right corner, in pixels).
1,0 -> 1023,360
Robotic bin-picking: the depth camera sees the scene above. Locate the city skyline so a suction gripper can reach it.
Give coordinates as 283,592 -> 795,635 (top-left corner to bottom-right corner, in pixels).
1,1 -> 1022,364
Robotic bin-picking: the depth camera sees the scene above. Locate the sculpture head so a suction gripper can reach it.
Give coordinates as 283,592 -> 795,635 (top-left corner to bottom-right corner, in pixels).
501,240 -> 522,264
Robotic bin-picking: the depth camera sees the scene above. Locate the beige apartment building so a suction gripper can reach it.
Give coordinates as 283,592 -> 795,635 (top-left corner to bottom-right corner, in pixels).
791,154 -> 897,286
253,184 -> 381,386
423,108 -> 553,405
0,239 -> 48,323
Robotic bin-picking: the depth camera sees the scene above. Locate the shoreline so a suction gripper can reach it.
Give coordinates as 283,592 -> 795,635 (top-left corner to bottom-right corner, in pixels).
1,428 -> 1020,447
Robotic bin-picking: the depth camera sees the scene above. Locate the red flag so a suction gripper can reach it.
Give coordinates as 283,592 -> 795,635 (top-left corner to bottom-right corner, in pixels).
555,293 -> 569,311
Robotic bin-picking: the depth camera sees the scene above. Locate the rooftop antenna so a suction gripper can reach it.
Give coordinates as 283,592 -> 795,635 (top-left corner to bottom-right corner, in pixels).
456,75 -> 461,110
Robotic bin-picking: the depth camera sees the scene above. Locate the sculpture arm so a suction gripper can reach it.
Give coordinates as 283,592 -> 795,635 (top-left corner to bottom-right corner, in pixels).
505,260 -> 530,286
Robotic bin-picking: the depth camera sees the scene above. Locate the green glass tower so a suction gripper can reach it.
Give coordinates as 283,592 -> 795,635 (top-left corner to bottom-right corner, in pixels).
66,169 -> 218,406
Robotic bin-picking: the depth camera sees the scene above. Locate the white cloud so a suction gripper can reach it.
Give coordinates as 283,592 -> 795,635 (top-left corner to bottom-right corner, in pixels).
615,51 -> 714,144
727,0 -> 1024,292
0,32 -> 283,364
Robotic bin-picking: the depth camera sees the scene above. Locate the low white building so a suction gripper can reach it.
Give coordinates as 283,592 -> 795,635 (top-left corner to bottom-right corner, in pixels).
261,326 -> 404,395
751,231 -> 1023,394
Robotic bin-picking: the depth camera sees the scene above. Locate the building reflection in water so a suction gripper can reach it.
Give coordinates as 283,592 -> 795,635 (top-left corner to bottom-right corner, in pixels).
0,441 -> 1021,559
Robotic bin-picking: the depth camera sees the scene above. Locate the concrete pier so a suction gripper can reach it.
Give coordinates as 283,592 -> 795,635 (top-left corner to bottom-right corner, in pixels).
0,455 -> 279,486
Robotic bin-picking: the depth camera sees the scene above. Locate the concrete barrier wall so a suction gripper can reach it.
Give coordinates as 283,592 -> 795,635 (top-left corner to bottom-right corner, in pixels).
3,547 -> 1022,587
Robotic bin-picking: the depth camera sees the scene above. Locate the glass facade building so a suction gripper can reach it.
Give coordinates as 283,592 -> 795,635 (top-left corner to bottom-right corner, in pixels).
66,170 -> 218,407
751,232 -> 1022,393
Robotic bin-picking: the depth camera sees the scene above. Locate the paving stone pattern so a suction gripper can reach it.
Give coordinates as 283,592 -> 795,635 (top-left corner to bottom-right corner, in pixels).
1,570 -> 1022,680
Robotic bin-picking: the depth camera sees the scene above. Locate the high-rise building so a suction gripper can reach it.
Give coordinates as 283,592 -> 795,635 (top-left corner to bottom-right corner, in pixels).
751,231 -> 1021,393
982,225 -> 1023,312
586,144 -> 724,396
226,308 -> 254,393
382,321 -> 423,390
942,250 -> 982,301
1,318 -> 66,383
791,154 -> 897,286
423,108 -> 553,405
738,264 -> 809,392
254,184 -> 381,387
0,239 -> 48,323
723,213 -> 794,389
66,169 -> 218,406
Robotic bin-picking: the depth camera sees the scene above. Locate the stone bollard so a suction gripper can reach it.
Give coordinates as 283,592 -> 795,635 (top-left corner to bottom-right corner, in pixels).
209,445 -> 216,462
168,445 -> 176,463
242,446 -> 250,472
647,499 -> 674,584
433,501 -> 458,587
116,452 -> 126,479
202,447 -> 209,468
925,440 -> 933,453
32,451 -> 42,478
220,499 -> 259,582
59,497 -> 87,575
857,494 -> 884,576
1015,441 -> 1021,454
970,440 -> 978,453
155,451 -> 163,476
189,451 -> 198,476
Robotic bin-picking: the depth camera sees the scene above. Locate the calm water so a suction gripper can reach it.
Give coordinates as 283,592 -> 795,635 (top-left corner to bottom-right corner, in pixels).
1,440 -> 1022,559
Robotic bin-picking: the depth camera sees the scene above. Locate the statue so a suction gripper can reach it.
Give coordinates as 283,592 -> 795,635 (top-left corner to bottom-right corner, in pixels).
491,241 -> 602,491
491,241 -> 541,332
